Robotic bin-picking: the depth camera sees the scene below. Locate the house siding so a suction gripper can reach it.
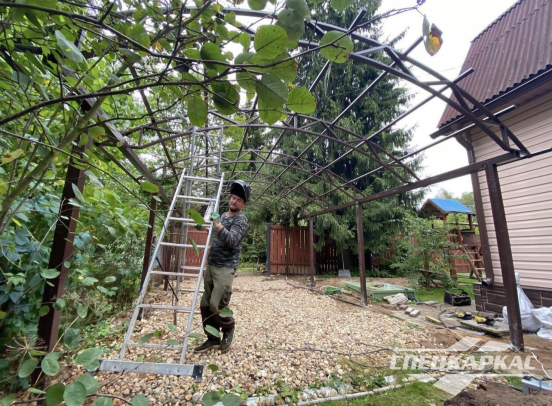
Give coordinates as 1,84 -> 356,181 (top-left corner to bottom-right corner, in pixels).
471,89 -> 552,290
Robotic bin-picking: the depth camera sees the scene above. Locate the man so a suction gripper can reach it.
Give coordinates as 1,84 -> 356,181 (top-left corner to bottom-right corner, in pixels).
194,180 -> 250,353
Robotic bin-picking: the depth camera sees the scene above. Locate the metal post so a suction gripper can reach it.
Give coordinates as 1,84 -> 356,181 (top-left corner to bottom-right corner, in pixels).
356,202 -> 368,306
37,141 -> 89,352
485,163 -> 523,350
309,217 -> 315,289
141,196 -> 158,290
285,223 -> 290,276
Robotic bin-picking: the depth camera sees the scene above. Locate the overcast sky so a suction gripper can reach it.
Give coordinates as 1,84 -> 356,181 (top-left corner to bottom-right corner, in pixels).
377,0 -> 519,198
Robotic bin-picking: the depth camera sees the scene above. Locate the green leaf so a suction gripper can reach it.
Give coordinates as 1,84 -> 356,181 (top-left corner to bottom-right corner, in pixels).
83,359 -> 100,371
75,375 -> 99,395
264,56 -> 297,82
0,359 -> 8,370
41,269 -> 60,279
248,0 -> 267,10
254,25 -> 288,59
53,298 -> 65,311
130,23 -> 151,48
234,51 -> 254,65
39,305 -> 50,317
46,383 -> 65,406
286,87 -> 316,113
41,355 -> 60,376
188,332 -> 203,339
287,0 -> 311,21
28,388 -> 47,394
189,238 -> 199,256
167,323 -> 177,332
422,15 -> 430,36
107,226 -> 117,237
222,394 -> 241,406
187,96 -> 208,127
200,43 -> 227,73
330,0 -> 354,12
120,49 -> 142,65
0,311 -> 5,320
0,395 -> 15,406
63,382 -> 87,406
71,183 -> 85,203
137,333 -> 154,344
104,276 -> 116,283
256,74 -> 288,108
239,32 -> 251,51
132,394 -> 149,406
258,98 -> 282,125
166,339 -> 179,345
219,306 -> 233,318
18,358 -> 38,378
202,391 -> 221,406
205,325 -> 220,338
77,303 -> 88,318
140,181 -> 159,194
319,31 -> 353,64
186,208 -> 205,225
1,148 -> 23,164
91,398 -> 112,406
276,13 -> 304,42
208,364 -> 219,372
55,30 -> 84,63
236,72 -> 257,92
211,81 -> 240,115
75,348 -> 102,366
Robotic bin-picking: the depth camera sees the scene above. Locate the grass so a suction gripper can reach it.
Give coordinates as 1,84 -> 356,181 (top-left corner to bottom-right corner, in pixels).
414,284 -> 475,302
319,382 -> 450,406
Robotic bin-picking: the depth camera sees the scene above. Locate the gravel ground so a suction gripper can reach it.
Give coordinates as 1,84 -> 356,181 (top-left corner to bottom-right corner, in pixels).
95,274 -> 444,405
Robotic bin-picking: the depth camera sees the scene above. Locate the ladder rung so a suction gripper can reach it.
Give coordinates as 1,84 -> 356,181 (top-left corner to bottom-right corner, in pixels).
138,304 -> 192,312
127,343 -> 182,349
99,360 -> 203,381
183,175 -> 222,183
179,289 -> 204,293
160,242 -> 207,249
151,271 -> 201,278
175,195 -> 215,202
167,217 -> 213,225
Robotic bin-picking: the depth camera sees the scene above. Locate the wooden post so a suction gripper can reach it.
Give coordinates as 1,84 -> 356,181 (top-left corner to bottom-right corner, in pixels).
468,214 -> 473,230
356,202 -> 368,306
486,163 -> 523,350
309,217 -> 315,289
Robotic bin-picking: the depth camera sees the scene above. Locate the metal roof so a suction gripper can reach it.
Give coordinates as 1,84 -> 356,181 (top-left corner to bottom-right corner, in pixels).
438,0 -> 552,128
422,198 -> 475,215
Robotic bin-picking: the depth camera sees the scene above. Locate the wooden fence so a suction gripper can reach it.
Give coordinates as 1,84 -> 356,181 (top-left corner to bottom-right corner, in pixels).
157,228 -> 208,274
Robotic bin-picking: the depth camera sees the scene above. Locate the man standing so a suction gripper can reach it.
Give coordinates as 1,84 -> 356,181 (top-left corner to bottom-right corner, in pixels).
194,180 -> 250,353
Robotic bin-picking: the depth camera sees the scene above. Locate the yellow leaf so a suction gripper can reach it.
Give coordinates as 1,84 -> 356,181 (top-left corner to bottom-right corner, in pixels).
2,148 -> 24,164
214,3 -> 223,12
12,218 -> 22,226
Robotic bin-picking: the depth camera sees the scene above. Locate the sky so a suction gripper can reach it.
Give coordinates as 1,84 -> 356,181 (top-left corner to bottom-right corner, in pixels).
377,0 -> 519,198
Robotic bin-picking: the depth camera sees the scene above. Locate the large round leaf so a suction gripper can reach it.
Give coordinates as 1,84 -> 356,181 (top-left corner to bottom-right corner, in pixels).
187,96 -> 208,127
41,355 -> 60,376
258,99 -> 282,125
75,374 -> 99,395
46,383 -> 65,406
200,43 -> 227,73
18,358 -> 38,378
287,0 -> 311,20
63,382 -> 86,406
140,182 -> 159,194
239,32 -> 251,51
319,31 -> 353,63
91,398 -> 112,406
0,395 -> 15,406
236,72 -> 257,92
276,12 -> 305,42
131,394 -> 149,406
211,81 -> 240,115
256,74 -> 288,108
202,391 -> 221,406
254,25 -> 288,59
234,51 -> 254,65
330,0 -> 354,12
75,348 -> 102,366
248,0 -> 266,10
286,87 -> 316,113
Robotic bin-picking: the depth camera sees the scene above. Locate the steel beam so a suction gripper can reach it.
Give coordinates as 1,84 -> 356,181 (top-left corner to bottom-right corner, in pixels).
309,217 -> 315,290
356,203 -> 367,306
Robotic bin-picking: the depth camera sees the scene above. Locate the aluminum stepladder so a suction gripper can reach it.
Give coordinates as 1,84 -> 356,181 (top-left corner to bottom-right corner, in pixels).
99,128 -> 225,382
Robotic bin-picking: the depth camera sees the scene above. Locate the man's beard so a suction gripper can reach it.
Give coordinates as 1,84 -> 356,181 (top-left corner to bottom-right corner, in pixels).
228,205 -> 240,213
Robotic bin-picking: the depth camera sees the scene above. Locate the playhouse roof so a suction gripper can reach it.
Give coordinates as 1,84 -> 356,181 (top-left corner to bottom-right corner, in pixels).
421,198 -> 475,216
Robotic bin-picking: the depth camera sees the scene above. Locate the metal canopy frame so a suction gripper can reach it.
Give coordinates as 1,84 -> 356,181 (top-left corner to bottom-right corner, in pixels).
4,3 -> 542,353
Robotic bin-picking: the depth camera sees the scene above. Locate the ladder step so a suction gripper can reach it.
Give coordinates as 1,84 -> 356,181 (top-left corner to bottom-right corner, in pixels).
175,195 -> 215,202
160,242 -> 207,249
151,271 -> 201,278
138,304 -> 192,312
179,288 -> 204,293
127,343 -> 182,349
183,175 -> 222,183
99,360 -> 203,381
167,217 -> 213,225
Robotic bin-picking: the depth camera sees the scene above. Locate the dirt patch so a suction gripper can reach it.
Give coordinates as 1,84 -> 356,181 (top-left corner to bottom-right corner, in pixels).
445,382 -> 552,406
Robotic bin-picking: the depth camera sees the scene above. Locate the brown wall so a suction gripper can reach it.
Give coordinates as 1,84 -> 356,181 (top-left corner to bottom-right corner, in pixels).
474,283 -> 552,313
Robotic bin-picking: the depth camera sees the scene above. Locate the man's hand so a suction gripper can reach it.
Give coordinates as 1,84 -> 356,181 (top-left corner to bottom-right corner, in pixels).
211,212 -> 221,228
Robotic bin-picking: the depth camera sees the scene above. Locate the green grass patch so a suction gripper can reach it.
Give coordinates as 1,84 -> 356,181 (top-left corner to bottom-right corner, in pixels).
413,285 -> 475,302
320,381 -> 449,406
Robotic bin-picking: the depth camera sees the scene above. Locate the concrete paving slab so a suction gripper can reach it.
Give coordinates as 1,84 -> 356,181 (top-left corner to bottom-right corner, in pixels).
458,319 -> 510,336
